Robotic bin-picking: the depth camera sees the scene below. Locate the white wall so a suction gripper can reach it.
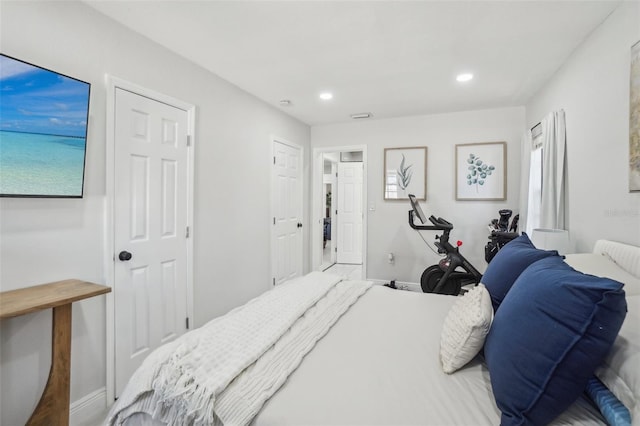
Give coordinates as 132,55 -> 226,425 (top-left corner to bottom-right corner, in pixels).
311,107 -> 525,284
0,2 -> 310,424
526,1 -> 640,252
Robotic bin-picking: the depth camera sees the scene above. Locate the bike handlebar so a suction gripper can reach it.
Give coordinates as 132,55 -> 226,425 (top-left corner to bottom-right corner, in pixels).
428,215 -> 454,230
408,211 -> 453,231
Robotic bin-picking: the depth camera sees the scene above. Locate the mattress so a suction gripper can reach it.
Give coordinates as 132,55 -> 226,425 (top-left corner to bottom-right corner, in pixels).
121,285 -> 605,426
117,241 -> 640,426
565,250 -> 640,296
255,249 -> 639,425
252,286 -> 604,426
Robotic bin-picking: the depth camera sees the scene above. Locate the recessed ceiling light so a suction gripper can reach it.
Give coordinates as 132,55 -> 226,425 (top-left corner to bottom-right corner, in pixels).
319,92 -> 333,100
456,73 -> 474,82
350,113 -> 372,119
279,99 -> 292,106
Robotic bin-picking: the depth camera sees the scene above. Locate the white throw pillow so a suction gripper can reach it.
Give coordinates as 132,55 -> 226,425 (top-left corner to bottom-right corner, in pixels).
595,294 -> 639,419
440,283 -> 494,374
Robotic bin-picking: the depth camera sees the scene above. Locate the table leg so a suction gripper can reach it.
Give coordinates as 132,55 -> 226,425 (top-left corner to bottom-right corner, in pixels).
26,303 -> 71,426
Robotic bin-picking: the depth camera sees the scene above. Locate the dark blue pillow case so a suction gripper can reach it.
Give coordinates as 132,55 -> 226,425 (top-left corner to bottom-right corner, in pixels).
482,232 -> 560,311
484,256 -> 627,426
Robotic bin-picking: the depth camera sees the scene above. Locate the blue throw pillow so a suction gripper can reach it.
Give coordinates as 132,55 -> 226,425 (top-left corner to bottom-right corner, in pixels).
482,232 -> 559,311
484,256 -> 627,426
584,376 -> 631,426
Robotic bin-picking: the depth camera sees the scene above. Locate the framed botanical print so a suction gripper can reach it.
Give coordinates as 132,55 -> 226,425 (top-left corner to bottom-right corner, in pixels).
455,142 -> 506,201
384,146 -> 427,200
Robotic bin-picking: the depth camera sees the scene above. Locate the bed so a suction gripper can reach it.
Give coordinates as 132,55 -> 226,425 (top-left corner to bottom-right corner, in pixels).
108,238 -> 640,426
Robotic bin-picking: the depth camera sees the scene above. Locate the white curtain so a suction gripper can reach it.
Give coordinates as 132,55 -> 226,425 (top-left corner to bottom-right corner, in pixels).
521,109 -> 566,234
540,110 -> 566,230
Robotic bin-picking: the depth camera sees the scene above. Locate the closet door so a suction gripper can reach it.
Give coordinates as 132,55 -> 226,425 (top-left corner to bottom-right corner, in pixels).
271,139 -> 303,285
113,88 -> 190,397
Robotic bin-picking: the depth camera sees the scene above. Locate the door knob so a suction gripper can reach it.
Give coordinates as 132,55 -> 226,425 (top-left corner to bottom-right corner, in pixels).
297,222 -> 303,228
118,251 -> 132,261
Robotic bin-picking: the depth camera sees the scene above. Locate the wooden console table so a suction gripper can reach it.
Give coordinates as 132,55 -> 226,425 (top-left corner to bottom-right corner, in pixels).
0,279 -> 111,426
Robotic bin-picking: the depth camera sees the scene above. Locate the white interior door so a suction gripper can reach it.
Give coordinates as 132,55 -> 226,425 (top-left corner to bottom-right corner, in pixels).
329,162 -> 337,264
113,88 -> 190,396
272,139 -> 303,285
337,162 -> 363,264
321,159 -> 338,269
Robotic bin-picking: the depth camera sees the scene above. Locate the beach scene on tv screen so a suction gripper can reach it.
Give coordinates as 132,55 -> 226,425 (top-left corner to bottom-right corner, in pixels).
0,55 -> 90,197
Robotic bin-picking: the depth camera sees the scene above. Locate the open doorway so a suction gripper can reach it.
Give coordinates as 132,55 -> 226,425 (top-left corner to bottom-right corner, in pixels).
321,153 -> 338,269
312,146 -> 367,277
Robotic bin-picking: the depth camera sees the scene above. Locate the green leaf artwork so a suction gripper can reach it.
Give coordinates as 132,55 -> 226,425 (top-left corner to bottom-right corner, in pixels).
397,154 -> 413,190
465,153 -> 495,192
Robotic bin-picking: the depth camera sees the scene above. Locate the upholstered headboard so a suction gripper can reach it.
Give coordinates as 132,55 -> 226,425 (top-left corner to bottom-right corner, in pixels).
593,240 -> 640,280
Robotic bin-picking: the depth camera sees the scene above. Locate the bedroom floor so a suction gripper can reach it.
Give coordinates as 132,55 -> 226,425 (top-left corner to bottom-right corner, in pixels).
76,409 -> 108,426
324,263 -> 362,280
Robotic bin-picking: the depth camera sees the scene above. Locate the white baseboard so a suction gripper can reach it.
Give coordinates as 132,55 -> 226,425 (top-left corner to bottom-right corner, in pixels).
70,387 -> 107,426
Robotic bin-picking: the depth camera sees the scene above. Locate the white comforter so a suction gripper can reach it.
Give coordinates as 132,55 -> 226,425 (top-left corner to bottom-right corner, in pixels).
108,272 -> 372,426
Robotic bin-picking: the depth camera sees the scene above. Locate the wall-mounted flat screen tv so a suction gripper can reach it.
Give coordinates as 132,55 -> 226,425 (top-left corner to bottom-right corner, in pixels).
0,53 -> 91,198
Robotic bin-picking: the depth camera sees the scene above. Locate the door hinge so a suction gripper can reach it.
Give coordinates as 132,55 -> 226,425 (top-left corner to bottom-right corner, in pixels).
273,277 -> 276,286
187,135 -> 192,146
335,210 -> 338,215
186,317 -> 190,329
273,217 -> 276,225
273,156 -> 276,164
185,226 -> 190,238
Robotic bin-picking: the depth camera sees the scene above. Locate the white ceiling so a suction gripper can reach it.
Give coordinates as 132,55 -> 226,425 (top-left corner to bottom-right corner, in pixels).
84,0 -> 620,126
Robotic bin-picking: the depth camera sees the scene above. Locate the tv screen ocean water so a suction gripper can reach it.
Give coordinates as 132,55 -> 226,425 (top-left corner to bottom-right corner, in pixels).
0,54 -> 90,197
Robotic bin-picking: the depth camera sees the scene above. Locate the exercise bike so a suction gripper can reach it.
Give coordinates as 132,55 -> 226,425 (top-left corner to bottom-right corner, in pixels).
485,209 -> 519,263
408,194 -> 482,295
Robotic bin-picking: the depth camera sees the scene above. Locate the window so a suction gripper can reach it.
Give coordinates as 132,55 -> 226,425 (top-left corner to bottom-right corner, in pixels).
522,110 -> 566,234
526,124 -> 543,234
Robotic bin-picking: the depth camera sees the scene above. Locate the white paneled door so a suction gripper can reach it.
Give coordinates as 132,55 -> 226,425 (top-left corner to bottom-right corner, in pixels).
113,88 -> 190,397
337,162 -> 363,264
272,139 -> 303,285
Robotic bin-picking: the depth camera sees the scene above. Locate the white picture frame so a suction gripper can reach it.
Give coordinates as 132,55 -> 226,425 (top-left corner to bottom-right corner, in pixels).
455,142 -> 506,201
384,146 -> 427,200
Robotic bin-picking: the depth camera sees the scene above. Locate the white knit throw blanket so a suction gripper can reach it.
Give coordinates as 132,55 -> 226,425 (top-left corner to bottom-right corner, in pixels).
108,272 -> 350,426
215,280 -> 372,425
